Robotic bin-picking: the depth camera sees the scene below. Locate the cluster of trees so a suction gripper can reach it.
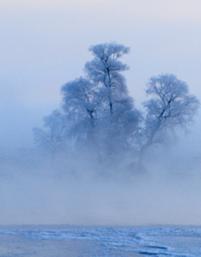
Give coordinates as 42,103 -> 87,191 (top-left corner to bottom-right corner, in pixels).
34,43 -> 199,172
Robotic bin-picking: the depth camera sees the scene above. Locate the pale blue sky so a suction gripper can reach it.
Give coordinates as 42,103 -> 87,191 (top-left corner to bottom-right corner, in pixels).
1,0 -> 201,147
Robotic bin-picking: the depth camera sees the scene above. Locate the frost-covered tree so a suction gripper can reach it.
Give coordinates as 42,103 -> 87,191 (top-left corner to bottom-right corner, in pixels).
34,43 -> 142,166
61,77 -> 100,146
97,95 -> 141,159
34,44 -> 200,175
33,110 -> 66,156
85,43 -> 129,115
142,74 -> 199,153
62,77 -> 97,125
84,43 -> 141,159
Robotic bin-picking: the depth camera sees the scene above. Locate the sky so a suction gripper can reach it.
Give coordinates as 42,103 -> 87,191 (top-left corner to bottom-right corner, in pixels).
1,0 -> 201,148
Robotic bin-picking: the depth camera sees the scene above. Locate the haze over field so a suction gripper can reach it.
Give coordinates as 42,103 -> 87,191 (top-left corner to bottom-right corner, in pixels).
0,0 -> 201,226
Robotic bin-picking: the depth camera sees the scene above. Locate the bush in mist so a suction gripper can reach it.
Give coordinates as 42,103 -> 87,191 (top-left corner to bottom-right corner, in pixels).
34,43 -> 199,174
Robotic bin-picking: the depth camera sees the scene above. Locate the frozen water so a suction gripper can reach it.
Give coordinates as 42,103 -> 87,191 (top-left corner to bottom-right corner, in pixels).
0,226 -> 200,256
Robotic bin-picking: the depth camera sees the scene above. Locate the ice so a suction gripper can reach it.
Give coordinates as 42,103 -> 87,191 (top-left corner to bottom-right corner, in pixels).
0,226 -> 200,256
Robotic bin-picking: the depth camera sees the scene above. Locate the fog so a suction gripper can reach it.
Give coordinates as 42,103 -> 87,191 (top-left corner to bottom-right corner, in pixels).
1,123 -> 201,226
1,157 -> 201,226
1,0 -> 201,226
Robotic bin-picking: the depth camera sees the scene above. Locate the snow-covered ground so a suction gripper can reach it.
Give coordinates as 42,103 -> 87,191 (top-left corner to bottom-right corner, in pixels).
0,226 -> 200,256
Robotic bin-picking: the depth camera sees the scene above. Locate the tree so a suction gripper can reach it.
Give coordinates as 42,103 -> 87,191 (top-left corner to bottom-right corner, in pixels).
84,43 -> 141,159
62,77 -> 98,125
84,43 -> 142,161
61,77 -> 100,147
33,110 -> 67,157
34,45 -> 200,176
85,43 -> 129,115
96,95 -> 141,160
34,43 -> 142,166
142,74 -> 199,154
